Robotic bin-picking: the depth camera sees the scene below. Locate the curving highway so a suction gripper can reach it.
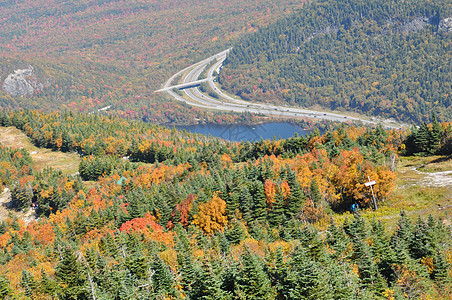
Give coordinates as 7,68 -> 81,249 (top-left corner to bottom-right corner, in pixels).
157,49 -> 403,129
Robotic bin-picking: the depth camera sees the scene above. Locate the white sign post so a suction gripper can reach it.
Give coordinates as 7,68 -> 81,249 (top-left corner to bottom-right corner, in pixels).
365,177 -> 378,210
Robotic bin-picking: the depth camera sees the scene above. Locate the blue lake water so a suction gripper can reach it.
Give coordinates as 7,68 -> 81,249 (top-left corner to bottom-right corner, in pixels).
175,122 -> 311,142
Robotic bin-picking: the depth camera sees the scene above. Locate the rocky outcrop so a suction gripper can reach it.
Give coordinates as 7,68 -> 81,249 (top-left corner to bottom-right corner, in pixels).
2,65 -> 44,97
396,17 -> 430,33
396,16 -> 452,34
439,17 -> 452,32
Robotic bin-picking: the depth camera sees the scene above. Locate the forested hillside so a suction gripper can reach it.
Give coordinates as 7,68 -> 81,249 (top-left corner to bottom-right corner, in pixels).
220,0 -> 451,123
0,0 -> 302,124
0,110 -> 451,298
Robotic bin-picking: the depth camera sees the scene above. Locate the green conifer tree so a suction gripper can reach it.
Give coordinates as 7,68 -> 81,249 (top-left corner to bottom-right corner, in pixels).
370,219 -> 395,282
239,186 -> 254,224
409,217 -> 435,260
285,168 -> 305,218
429,112 -> 442,154
326,262 -> 361,300
309,179 -> 322,205
39,269 -> 58,298
190,261 -> 228,300
20,269 -> 37,298
235,248 -> 275,299
413,123 -> 430,155
226,219 -> 247,245
268,193 -> 285,227
151,256 -> 176,298
326,221 -> 349,261
432,251 -> 452,286
0,275 -> 11,299
55,246 -> 88,299
283,247 -> 332,300
249,180 -> 267,223
175,226 -> 197,294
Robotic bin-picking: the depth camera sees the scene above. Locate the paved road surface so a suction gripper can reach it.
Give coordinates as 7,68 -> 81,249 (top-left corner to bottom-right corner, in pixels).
158,50 -> 403,129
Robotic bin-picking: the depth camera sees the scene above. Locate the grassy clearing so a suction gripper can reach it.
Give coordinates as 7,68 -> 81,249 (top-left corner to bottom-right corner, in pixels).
416,156 -> 452,173
398,155 -> 452,172
375,156 -> 451,229
0,126 -> 80,175
0,126 -> 81,222
332,155 -> 452,231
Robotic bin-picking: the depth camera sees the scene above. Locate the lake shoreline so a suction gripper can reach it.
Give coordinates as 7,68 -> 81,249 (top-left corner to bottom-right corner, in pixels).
173,121 -> 318,142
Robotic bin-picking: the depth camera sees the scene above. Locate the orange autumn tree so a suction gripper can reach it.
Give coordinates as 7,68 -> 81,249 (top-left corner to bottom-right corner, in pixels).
120,213 -> 173,246
280,181 -> 291,200
331,148 -> 395,207
264,179 -> 278,206
193,193 -> 227,235
176,194 -> 196,228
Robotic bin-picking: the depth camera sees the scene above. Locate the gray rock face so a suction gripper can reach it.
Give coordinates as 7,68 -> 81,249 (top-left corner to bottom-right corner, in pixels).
2,65 -> 44,97
439,17 -> 452,33
397,17 -> 430,34
397,16 -> 452,34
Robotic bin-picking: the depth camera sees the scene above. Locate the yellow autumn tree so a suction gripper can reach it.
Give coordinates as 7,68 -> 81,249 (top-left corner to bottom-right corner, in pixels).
193,193 -> 227,235
280,181 -> 291,200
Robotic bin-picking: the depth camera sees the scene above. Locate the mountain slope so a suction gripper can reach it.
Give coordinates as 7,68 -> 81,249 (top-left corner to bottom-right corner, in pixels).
0,0 -> 302,123
220,0 -> 451,123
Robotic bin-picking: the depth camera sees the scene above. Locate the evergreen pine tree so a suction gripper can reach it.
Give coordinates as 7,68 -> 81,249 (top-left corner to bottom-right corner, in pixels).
0,275 -> 11,299
125,253 -> 148,280
309,179 -> 322,205
125,186 -> 145,220
429,112 -> 442,154
283,247 -> 332,300
175,226 -> 197,294
326,221 -> 350,261
39,269 -> 58,298
0,221 -> 6,235
20,269 -> 37,298
273,247 -> 288,298
326,262 -> 361,300
151,256 -> 176,298
285,169 -> 305,218
413,123 -> 430,155
249,180 -> 267,223
55,246 -> 88,299
239,186 -> 254,224
101,233 -> 119,257
190,261 -> 228,300
432,251 -> 452,286
235,248 -> 275,299
117,270 -> 136,300
409,217 -> 435,260
226,219 -> 247,245
268,193 -> 285,227
353,236 -> 387,294
391,211 -> 413,247
370,219 -> 395,282
346,216 -> 387,295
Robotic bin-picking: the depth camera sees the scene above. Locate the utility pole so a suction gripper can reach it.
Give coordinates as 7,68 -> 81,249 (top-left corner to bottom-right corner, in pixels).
365,176 -> 378,210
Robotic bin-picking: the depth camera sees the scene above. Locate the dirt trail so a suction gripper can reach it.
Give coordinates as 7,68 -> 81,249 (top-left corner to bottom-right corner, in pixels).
0,188 -> 11,218
413,168 -> 452,187
375,158 -> 452,230
0,126 -> 79,224
0,188 -> 35,225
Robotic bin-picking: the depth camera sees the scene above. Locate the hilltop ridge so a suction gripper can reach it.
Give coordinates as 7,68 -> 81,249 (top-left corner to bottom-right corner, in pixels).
220,0 -> 451,123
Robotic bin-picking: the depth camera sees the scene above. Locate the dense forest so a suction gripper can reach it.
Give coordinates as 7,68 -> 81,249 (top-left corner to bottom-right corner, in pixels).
0,110 -> 451,298
0,0 -> 303,124
220,0 -> 451,123
0,0 -> 452,297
